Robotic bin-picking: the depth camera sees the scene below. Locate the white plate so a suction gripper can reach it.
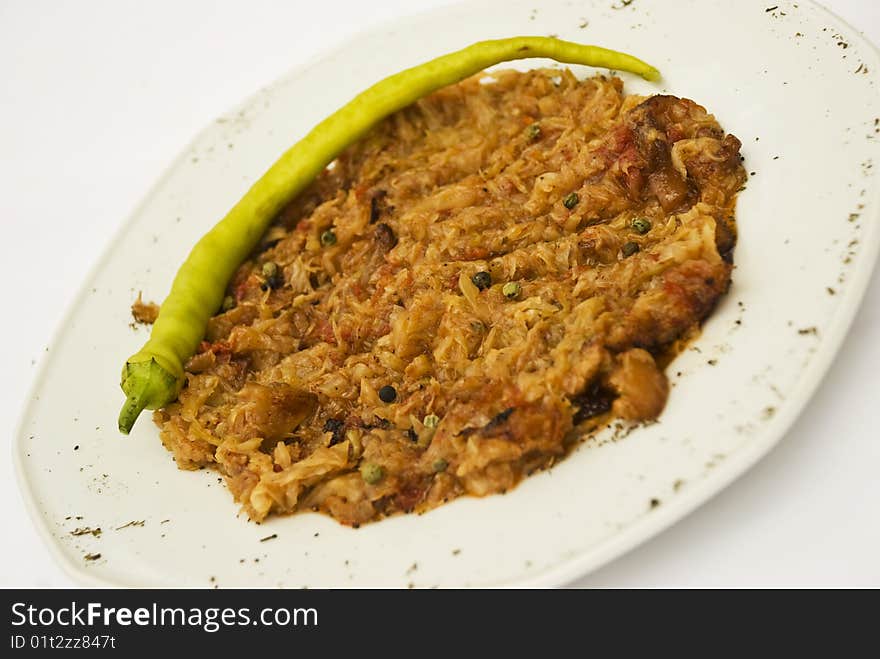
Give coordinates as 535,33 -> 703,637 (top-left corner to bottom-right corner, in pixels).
14,0 -> 880,587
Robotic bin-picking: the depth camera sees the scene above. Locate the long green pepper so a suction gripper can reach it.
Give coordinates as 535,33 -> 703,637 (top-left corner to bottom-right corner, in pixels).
118,36 -> 660,433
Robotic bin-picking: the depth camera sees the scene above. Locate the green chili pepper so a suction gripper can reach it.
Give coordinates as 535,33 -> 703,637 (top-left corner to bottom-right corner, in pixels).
118,37 -> 660,433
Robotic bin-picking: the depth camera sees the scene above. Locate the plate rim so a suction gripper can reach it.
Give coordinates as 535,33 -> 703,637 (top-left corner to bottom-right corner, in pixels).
13,0 -> 880,588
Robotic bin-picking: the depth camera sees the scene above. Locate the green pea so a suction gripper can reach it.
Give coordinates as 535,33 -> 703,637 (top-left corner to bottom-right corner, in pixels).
432,458 -> 449,473
621,241 -> 640,257
631,217 -> 652,234
320,230 -> 337,246
525,123 -> 541,140
260,260 -> 283,290
360,462 -> 384,485
562,192 -> 579,210
502,282 -> 521,299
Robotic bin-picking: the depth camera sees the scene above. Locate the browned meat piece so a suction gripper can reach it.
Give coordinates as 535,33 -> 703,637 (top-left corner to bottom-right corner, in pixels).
608,349 -> 669,421
234,382 -> 317,443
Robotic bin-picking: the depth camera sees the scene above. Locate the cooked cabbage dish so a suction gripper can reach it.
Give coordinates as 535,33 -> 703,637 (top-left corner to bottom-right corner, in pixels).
152,69 -> 745,525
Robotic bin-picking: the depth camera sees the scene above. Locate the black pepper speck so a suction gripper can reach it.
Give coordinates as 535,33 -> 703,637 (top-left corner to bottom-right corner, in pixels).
378,385 -> 397,403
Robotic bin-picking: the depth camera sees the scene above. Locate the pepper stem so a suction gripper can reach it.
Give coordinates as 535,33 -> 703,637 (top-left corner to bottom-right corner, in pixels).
118,392 -> 148,435
117,358 -> 178,434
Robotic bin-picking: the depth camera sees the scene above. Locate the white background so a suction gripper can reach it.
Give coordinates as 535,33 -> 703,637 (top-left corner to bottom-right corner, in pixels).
1,0 -> 877,588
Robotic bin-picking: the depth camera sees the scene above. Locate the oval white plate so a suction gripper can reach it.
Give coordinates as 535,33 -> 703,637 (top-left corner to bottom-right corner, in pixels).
14,0 -> 880,587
